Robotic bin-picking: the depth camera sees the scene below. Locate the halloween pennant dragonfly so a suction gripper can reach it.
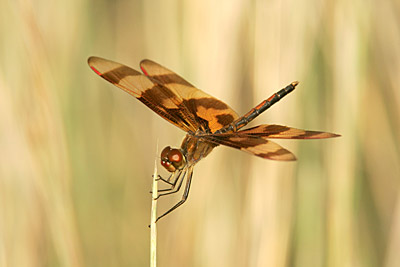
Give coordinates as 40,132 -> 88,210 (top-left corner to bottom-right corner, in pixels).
88,57 -> 339,222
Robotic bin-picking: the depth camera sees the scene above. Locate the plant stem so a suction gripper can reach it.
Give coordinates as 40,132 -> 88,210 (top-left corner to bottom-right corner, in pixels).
150,150 -> 158,267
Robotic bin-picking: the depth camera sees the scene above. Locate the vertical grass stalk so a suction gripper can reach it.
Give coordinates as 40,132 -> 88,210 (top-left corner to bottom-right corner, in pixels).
150,147 -> 158,267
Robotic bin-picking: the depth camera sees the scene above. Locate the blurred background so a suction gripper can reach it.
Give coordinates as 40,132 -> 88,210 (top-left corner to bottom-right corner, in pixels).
1,0 -> 399,266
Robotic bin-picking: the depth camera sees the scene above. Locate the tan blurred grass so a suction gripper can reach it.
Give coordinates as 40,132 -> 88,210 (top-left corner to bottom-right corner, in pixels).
0,0 -> 399,266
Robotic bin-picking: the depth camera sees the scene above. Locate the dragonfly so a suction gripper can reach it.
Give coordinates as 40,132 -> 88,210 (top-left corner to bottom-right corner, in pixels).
88,56 -> 340,222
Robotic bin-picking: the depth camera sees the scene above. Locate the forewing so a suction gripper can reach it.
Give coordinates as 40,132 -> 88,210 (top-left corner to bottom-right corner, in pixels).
88,57 -> 199,132
238,124 -> 340,139
140,59 -> 239,133
202,134 -> 296,161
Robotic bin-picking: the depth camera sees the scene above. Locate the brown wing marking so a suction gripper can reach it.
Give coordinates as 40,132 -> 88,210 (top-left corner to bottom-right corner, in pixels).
202,134 -> 296,161
238,124 -> 341,139
140,59 -> 239,133
88,57 -> 200,132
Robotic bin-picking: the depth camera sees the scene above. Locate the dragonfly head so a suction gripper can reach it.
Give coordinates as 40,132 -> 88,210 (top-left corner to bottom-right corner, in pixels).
160,146 -> 185,172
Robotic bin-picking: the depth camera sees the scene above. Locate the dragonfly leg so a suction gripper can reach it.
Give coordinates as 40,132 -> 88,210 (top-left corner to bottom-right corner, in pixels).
150,173 -> 176,194
155,167 -> 194,223
155,170 -> 187,198
154,174 -> 175,185
155,171 -> 183,193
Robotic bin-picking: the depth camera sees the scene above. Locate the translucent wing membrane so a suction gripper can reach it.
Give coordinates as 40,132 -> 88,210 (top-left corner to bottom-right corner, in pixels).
203,134 -> 296,161
88,57 -> 199,132
140,59 -> 239,132
237,124 -> 341,139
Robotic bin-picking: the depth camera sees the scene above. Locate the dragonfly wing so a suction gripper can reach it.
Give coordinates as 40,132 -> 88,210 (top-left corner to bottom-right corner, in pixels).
88,56 -> 200,132
140,59 -> 239,133
202,134 -> 296,161
238,124 -> 340,139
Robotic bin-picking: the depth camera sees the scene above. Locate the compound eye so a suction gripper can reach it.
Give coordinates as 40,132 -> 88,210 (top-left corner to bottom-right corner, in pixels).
160,146 -> 184,172
168,149 -> 183,164
160,146 -> 177,172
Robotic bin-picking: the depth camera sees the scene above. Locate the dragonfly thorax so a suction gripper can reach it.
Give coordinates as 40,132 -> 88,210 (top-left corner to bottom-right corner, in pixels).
160,146 -> 186,172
